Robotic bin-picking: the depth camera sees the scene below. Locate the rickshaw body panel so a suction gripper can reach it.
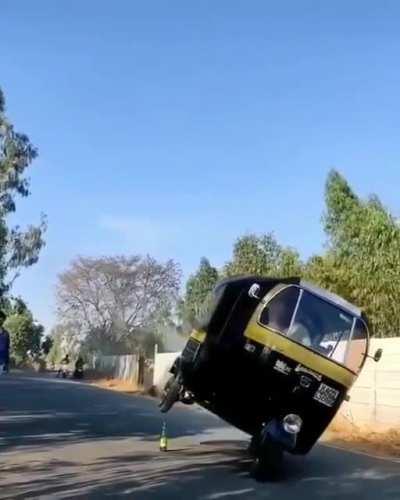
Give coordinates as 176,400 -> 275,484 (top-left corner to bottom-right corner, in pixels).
244,322 -> 356,388
176,276 -> 369,455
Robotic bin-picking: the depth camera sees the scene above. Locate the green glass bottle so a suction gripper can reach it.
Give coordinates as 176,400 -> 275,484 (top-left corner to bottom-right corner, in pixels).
159,421 -> 168,451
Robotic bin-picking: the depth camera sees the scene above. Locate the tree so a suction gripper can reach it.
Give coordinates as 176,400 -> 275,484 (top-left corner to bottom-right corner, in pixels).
46,325 -> 65,366
47,322 -> 83,364
184,258 -> 219,322
56,255 -> 181,354
0,87 -> 46,294
41,336 -> 53,356
224,233 -> 303,278
180,171 -> 400,338
5,306 -> 44,364
306,169 -> 400,337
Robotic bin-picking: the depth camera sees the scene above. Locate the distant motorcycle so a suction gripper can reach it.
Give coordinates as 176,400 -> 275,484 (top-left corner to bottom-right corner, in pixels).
73,366 -> 84,379
56,354 -> 71,379
56,366 -> 69,379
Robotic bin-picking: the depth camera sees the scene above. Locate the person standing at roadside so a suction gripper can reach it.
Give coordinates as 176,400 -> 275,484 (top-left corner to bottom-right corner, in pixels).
0,311 -> 10,373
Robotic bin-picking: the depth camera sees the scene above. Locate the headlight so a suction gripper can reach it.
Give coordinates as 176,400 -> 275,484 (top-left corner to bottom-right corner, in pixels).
283,414 -> 303,434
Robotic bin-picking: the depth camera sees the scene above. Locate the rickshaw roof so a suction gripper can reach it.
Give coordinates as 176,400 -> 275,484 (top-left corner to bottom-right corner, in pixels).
216,275 -> 300,289
300,280 -> 362,318
216,275 -> 362,318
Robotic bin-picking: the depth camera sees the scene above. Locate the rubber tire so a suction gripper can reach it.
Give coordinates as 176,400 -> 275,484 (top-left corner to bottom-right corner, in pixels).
180,395 -> 194,405
159,375 -> 182,413
250,440 -> 283,482
248,434 -> 261,457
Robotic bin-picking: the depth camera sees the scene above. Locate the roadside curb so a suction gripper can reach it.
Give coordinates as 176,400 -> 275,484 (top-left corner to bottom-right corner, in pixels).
321,441 -> 400,464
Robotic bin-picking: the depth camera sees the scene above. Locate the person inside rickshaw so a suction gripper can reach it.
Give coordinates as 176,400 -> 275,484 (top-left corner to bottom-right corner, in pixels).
288,291 -> 353,358
264,287 -> 298,334
261,286 -> 352,358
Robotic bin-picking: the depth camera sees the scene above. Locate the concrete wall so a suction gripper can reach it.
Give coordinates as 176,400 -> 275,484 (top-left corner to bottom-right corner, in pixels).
153,338 -> 400,425
91,354 -> 138,383
340,338 -> 400,425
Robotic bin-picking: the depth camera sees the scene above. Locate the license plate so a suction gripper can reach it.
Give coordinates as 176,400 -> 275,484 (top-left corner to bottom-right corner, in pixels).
313,383 -> 339,407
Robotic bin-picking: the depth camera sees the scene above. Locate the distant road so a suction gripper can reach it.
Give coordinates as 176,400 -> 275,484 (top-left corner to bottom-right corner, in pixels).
0,374 -> 399,499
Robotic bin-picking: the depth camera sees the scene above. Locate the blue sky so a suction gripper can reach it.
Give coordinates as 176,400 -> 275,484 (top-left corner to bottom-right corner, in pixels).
1,1 -> 400,331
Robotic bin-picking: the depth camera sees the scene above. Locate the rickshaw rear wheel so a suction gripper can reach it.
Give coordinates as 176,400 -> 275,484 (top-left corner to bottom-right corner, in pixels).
247,434 -> 260,457
159,374 -> 182,413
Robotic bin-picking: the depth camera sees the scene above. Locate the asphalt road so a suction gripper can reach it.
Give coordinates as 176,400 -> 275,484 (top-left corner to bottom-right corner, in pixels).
0,374 -> 399,499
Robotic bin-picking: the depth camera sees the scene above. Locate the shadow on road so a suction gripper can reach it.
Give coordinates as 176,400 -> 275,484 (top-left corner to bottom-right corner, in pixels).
2,441 -> 400,499
1,376 -> 399,499
0,376 -> 227,454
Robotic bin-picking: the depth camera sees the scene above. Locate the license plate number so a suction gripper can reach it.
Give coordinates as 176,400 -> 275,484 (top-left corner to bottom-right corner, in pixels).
313,383 -> 339,407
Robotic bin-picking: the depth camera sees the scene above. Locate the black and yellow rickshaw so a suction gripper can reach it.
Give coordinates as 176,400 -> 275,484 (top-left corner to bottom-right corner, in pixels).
160,276 -> 382,479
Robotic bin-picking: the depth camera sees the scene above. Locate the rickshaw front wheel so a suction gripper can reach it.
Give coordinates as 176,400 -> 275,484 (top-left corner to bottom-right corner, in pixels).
250,440 -> 283,482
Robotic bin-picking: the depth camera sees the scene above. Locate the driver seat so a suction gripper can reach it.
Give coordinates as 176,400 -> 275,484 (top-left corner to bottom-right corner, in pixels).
288,322 -> 312,347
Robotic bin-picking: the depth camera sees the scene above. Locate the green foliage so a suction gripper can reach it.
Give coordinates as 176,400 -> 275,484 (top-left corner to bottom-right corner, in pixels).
224,233 -> 303,278
184,258 -> 219,321
46,328 -> 64,366
184,170 -> 400,338
41,336 -> 53,355
0,86 -> 46,293
5,308 -> 44,364
305,169 -> 400,337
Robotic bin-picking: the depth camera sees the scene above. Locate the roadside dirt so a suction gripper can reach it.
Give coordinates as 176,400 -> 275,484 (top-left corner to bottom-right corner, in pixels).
323,414 -> 400,459
87,377 -> 140,394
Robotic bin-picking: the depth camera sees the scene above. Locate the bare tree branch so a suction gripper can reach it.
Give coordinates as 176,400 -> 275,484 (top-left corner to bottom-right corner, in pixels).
56,255 -> 181,352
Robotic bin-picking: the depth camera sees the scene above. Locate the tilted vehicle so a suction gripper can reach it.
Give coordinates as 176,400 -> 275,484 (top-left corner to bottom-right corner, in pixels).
160,276 -> 382,478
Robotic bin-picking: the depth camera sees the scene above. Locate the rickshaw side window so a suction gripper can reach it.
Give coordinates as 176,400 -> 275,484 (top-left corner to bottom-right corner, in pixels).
259,286 -> 300,334
345,319 -> 368,373
287,290 -> 356,363
260,286 -> 367,372
286,291 -> 353,358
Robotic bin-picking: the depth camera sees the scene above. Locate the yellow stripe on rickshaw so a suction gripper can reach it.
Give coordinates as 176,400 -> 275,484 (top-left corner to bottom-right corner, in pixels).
245,323 -> 356,388
190,329 -> 207,343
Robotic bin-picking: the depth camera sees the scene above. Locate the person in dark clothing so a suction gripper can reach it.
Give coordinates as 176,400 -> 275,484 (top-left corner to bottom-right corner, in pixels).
62,354 -> 70,364
57,353 -> 70,378
73,355 -> 84,379
0,311 -> 10,373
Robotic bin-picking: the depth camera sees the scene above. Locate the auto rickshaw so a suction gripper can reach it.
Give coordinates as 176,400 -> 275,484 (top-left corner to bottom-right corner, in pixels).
159,276 -> 382,479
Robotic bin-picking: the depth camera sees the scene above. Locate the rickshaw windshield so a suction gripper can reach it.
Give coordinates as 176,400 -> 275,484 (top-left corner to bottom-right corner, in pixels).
260,286 -> 368,373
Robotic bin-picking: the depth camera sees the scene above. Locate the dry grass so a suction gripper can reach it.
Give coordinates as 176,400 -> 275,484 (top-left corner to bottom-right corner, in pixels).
88,377 -> 140,394
324,414 -> 400,459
